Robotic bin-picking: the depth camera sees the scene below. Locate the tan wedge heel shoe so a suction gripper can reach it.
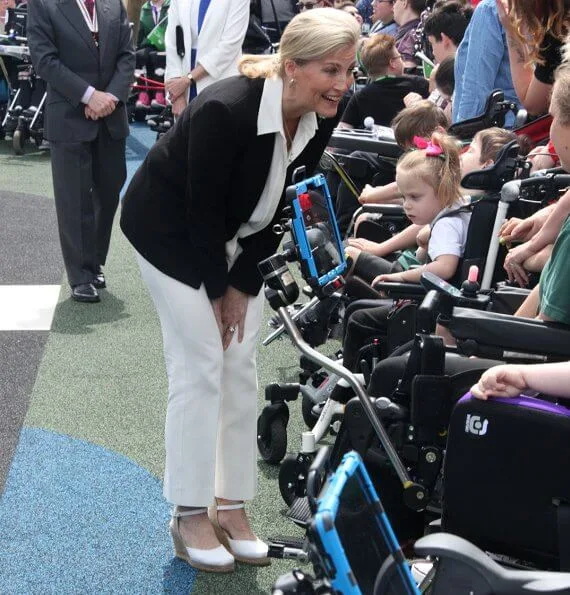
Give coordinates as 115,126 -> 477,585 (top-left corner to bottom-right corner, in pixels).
210,503 -> 270,566
170,507 -> 235,573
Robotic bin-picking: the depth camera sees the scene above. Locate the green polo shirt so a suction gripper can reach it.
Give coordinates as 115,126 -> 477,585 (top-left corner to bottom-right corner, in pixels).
539,214 -> 570,325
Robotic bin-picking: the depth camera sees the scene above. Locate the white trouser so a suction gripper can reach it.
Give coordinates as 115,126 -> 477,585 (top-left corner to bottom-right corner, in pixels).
136,253 -> 265,506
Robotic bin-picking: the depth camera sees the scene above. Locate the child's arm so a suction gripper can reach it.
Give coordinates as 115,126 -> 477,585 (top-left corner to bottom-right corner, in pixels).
347,223 -> 422,257
359,182 -> 402,205
372,254 -> 459,285
472,361 -> 570,400
374,216 -> 463,283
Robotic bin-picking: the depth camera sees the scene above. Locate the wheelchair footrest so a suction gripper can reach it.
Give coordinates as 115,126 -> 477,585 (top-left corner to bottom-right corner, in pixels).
267,536 -> 308,561
286,496 -> 312,527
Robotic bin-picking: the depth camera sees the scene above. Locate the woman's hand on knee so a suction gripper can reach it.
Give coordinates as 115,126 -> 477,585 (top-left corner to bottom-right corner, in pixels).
221,286 -> 249,350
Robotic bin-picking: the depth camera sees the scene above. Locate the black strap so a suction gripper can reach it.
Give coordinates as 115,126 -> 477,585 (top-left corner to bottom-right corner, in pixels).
556,499 -> 570,571
429,201 -> 477,232
175,25 -> 185,58
392,336 -> 422,397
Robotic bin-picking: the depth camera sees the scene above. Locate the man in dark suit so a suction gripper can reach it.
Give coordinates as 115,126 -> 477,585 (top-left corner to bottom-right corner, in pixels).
27,0 -> 135,302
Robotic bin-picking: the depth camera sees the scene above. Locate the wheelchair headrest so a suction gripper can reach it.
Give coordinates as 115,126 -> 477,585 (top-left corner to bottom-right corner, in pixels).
460,139 -> 520,193
448,90 -> 512,140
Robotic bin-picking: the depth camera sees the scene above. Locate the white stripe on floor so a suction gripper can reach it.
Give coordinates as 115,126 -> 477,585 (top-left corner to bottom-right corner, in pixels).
0,285 -> 61,331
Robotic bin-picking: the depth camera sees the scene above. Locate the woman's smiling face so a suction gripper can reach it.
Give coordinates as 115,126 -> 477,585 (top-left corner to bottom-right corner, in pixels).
286,44 -> 357,117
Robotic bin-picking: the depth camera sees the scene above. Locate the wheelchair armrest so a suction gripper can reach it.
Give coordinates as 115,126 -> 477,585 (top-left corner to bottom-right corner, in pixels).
372,281 -> 426,298
490,284 -> 531,315
442,308 -> 570,358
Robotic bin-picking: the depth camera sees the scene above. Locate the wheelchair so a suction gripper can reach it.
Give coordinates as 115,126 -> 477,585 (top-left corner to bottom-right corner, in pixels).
260,160 -> 570,549
256,139 -> 532,483
128,48 -> 167,124
272,445 -> 570,595
265,267 -> 570,593
0,34 -> 46,154
268,266 -> 570,593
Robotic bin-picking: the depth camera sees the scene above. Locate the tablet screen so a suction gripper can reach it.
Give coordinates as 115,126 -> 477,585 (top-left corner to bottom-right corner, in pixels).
333,470 -> 417,595
297,187 -> 343,281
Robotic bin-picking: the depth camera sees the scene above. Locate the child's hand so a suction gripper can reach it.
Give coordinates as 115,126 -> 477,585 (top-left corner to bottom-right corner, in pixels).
416,224 -> 430,248
347,237 -> 380,254
359,184 -> 377,204
471,364 -> 527,400
372,272 -> 405,287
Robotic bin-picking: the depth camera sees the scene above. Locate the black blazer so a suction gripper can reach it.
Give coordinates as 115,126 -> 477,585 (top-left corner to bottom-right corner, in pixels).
120,75 -> 339,299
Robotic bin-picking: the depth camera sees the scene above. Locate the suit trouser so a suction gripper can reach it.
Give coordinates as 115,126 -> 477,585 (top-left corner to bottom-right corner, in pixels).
50,124 -> 126,287
136,253 -> 265,506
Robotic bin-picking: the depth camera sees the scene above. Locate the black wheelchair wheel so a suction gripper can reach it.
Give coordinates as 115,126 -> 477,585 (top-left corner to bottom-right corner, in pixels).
12,129 -> 24,155
257,416 -> 287,465
279,453 -> 311,506
301,393 -> 317,430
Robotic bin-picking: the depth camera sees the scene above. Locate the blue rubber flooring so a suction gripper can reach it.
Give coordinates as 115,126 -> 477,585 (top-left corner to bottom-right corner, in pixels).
0,427 -> 197,594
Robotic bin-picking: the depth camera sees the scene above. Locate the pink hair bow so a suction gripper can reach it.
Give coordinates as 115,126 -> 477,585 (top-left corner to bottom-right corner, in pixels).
412,135 -> 444,157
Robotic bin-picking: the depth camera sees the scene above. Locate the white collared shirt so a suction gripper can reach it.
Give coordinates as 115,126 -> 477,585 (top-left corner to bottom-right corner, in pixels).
226,76 -> 318,266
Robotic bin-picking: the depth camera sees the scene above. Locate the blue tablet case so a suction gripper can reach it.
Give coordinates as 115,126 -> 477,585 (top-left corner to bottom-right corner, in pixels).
311,451 -> 420,595
289,173 -> 347,288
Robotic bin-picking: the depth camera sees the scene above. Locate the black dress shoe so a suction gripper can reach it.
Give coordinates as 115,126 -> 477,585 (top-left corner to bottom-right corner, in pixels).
71,283 -> 100,303
93,267 -> 106,289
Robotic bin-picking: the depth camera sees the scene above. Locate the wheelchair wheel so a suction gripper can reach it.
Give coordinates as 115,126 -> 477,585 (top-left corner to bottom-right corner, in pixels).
12,129 -> 25,155
257,416 -> 287,464
279,453 -> 311,506
301,393 -> 318,430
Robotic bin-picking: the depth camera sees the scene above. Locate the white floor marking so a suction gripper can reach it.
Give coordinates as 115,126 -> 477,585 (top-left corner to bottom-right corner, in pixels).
0,285 -> 61,331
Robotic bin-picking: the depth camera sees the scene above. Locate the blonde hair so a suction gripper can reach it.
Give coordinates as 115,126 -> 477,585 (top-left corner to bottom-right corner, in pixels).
553,63 -> 570,126
506,0 -> 567,65
239,8 -> 361,79
391,100 -> 449,148
397,132 -> 462,209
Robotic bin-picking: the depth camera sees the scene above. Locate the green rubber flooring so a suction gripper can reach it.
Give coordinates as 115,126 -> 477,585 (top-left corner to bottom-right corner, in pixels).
0,126 -> 316,594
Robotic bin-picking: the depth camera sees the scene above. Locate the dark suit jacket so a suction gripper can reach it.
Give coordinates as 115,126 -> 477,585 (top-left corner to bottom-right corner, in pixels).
27,0 -> 135,142
120,75 -> 340,299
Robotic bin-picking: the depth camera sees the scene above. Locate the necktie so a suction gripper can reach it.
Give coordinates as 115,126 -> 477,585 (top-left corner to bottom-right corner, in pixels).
84,0 -> 94,20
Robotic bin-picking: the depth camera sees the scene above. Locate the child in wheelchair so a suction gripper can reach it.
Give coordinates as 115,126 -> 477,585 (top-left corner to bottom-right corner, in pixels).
350,127 -> 524,263
346,131 -> 466,287
335,99 -> 450,234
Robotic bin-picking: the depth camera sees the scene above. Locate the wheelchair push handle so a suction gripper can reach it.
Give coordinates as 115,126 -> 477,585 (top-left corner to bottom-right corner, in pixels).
501,173 -> 570,203
275,304 -> 428,510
